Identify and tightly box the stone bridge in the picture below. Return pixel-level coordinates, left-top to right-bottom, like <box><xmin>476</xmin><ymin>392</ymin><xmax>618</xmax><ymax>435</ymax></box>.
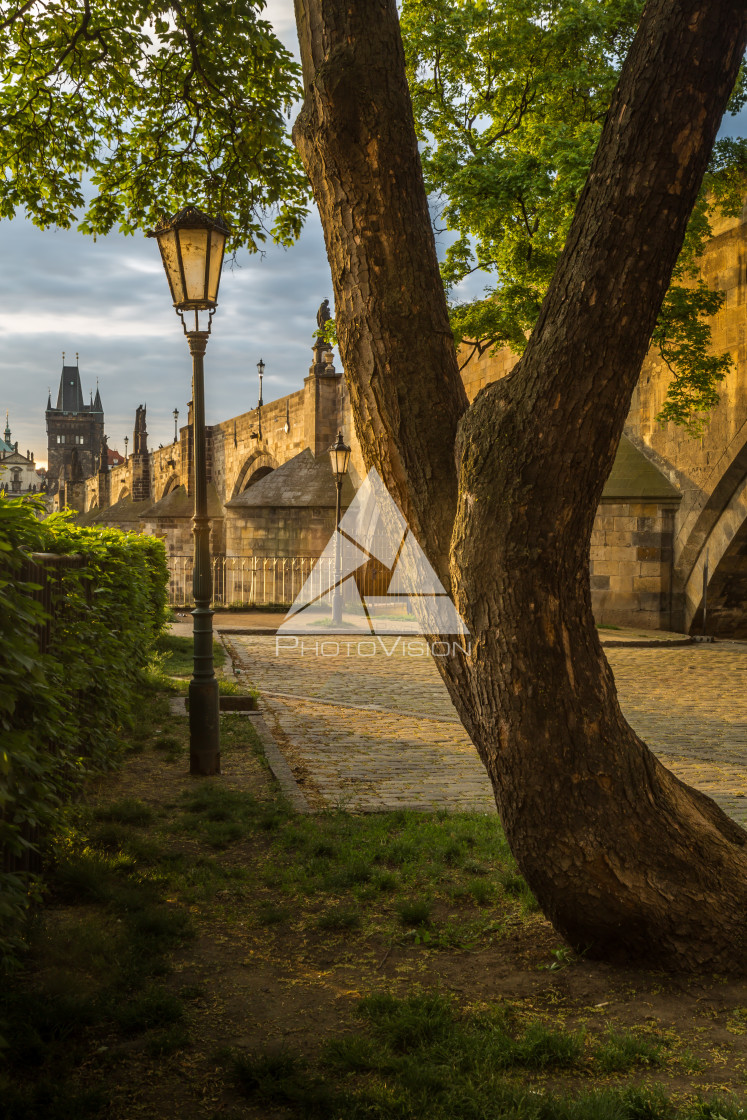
<box><xmin>626</xmin><ymin>204</ymin><xmax>747</xmax><ymax>634</ymax></box>
<box><xmin>459</xmin><ymin>202</ymin><xmax>747</xmax><ymax>636</ymax></box>
<box><xmin>69</xmin><ymin>331</ymin><xmax>365</xmax><ymax>583</ymax></box>
<box><xmin>64</xmin><ymin>202</ymin><xmax>747</xmax><ymax>632</ymax></box>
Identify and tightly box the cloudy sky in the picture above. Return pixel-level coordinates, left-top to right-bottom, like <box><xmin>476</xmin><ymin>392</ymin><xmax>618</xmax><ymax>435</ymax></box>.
<box><xmin>0</xmin><ymin>4</ymin><xmax>744</xmax><ymax>467</ymax></box>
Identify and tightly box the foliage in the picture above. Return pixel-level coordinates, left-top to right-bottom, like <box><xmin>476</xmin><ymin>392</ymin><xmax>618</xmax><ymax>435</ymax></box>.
<box><xmin>400</xmin><ymin>0</ymin><xmax>747</xmax><ymax>433</ymax></box>
<box><xmin>0</xmin><ymin>496</ymin><xmax>168</xmax><ymax>960</ymax></box>
<box><xmin>0</xmin><ymin>0</ymin><xmax>309</xmax><ymax>252</ymax></box>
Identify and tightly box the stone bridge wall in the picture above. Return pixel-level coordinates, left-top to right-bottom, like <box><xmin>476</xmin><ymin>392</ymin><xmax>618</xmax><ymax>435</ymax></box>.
<box><xmin>62</xmin><ymin>203</ymin><xmax>747</xmax><ymax>632</ymax></box>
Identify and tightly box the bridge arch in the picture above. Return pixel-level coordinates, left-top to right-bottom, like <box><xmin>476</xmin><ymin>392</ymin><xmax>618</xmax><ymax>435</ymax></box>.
<box><xmin>117</xmin><ymin>486</ymin><xmax>131</xmax><ymax>502</ymax></box>
<box><xmin>159</xmin><ymin>474</ymin><xmax>180</xmax><ymax>501</ymax></box>
<box><xmin>230</xmin><ymin>450</ymin><xmax>277</xmax><ymax>500</ymax></box>
<box><xmin>674</xmin><ymin>425</ymin><xmax>747</xmax><ymax>632</ymax></box>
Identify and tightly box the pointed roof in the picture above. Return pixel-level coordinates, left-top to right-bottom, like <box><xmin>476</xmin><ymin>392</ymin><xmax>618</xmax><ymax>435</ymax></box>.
<box><xmin>144</xmin><ymin>483</ymin><xmax>223</xmax><ymax>520</ymax></box>
<box><xmin>92</xmin><ymin>385</ymin><xmax>103</xmax><ymax>413</ymax></box>
<box><xmin>226</xmin><ymin>448</ymin><xmax>355</xmax><ymax>509</ymax></box>
<box><xmin>56</xmin><ymin>363</ymin><xmax>85</xmax><ymax>413</ymax></box>
<box><xmin>0</xmin><ymin>411</ymin><xmax>13</xmax><ymax>455</ymax></box>
<box><xmin>602</xmin><ymin>435</ymin><xmax>681</xmax><ymax>501</ymax></box>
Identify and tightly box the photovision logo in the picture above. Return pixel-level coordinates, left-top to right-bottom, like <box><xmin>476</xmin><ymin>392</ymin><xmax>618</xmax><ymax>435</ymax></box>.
<box><xmin>276</xmin><ymin>469</ymin><xmax>470</xmax><ymax>656</ymax></box>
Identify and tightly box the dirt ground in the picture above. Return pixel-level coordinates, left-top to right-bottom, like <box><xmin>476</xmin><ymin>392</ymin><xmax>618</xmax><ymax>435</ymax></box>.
<box><xmin>17</xmin><ymin>703</ymin><xmax>747</xmax><ymax>1120</ymax></box>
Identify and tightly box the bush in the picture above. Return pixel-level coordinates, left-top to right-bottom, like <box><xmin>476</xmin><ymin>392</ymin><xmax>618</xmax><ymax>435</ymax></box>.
<box><xmin>0</xmin><ymin>496</ymin><xmax>168</xmax><ymax>961</ymax></box>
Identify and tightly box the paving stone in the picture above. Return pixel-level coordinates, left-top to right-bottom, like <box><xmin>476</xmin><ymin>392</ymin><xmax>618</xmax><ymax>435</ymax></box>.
<box><xmin>224</xmin><ymin>634</ymin><xmax>747</xmax><ymax>821</ymax></box>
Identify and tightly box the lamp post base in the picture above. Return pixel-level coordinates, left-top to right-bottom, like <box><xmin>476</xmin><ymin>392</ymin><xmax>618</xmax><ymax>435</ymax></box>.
<box><xmin>189</xmin><ymin>676</ymin><xmax>221</xmax><ymax>775</ymax></box>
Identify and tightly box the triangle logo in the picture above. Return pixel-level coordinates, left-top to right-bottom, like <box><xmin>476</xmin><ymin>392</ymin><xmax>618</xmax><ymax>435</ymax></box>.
<box><xmin>277</xmin><ymin>468</ymin><xmax>469</xmax><ymax>637</ymax></box>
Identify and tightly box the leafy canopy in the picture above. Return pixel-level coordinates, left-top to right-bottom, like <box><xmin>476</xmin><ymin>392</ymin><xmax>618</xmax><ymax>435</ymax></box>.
<box><xmin>2</xmin><ymin>0</ymin><xmax>746</xmax><ymax>430</ymax></box>
<box><xmin>0</xmin><ymin>0</ymin><xmax>309</xmax><ymax>251</ymax></box>
<box><xmin>401</xmin><ymin>0</ymin><xmax>747</xmax><ymax>433</ymax></box>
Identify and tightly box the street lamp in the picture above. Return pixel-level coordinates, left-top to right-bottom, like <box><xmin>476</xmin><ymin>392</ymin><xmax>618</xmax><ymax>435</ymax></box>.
<box><xmin>329</xmin><ymin>431</ymin><xmax>351</xmax><ymax>625</ymax></box>
<box><xmin>173</xmin><ymin>407</ymin><xmax>179</xmax><ymax>443</ymax></box>
<box><xmin>256</xmin><ymin>359</ymin><xmax>264</xmax><ymax>439</ymax></box>
<box><xmin>124</xmin><ymin>435</ymin><xmax>129</xmax><ymax>461</ymax></box>
<box><xmin>148</xmin><ymin>204</ymin><xmax>229</xmax><ymax>776</ymax></box>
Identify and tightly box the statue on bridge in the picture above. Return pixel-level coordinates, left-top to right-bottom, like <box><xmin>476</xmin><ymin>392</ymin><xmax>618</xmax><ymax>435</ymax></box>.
<box><xmin>316</xmin><ymin>298</ymin><xmax>331</xmax><ymax>334</ymax></box>
<box><xmin>133</xmin><ymin>405</ymin><xmax>148</xmax><ymax>457</ymax></box>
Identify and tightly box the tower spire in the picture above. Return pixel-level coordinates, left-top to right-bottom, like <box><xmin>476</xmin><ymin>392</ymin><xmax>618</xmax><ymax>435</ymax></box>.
<box><xmin>4</xmin><ymin>410</ymin><xmax>10</xmax><ymax>445</ymax></box>
<box><xmin>56</xmin><ymin>355</ymin><xmax>85</xmax><ymax>412</ymax></box>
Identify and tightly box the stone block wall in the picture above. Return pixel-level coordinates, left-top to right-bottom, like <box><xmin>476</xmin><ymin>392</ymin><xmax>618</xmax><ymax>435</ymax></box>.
<box><xmin>460</xmin><ymin>345</ymin><xmax>520</xmax><ymax>402</ymax></box>
<box><xmin>225</xmin><ymin>505</ymin><xmax>336</xmax><ymax>559</ymax></box>
<box><xmin>590</xmin><ymin>500</ymin><xmax>679</xmax><ymax>630</ymax></box>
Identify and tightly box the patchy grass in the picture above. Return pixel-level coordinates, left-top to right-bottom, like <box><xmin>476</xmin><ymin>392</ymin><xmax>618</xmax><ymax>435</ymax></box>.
<box><xmin>3</xmin><ymin>681</ymin><xmax>747</xmax><ymax>1119</ymax></box>
<box><xmin>152</xmin><ymin>631</ymin><xmax>226</xmax><ymax>677</ymax></box>
<box><xmin>230</xmin><ymin>993</ymin><xmax>735</xmax><ymax>1120</ymax></box>
<box><xmin>595</xmin><ymin>1027</ymin><xmax>663</xmax><ymax>1073</ymax></box>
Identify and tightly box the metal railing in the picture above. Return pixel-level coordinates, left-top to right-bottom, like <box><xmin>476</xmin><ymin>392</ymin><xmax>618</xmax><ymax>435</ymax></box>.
<box><xmin>167</xmin><ymin>554</ymin><xmax>392</xmax><ymax>608</ymax></box>
<box><xmin>167</xmin><ymin>554</ymin><xmax>330</xmax><ymax>607</ymax></box>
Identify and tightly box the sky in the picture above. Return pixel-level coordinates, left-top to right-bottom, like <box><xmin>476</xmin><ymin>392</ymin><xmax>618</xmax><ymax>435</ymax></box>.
<box><xmin>0</xmin><ymin>3</ymin><xmax>744</xmax><ymax>468</ymax></box>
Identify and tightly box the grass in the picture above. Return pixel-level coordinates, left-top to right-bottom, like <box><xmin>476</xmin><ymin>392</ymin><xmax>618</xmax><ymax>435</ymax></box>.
<box><xmin>0</xmin><ymin>682</ymin><xmax>549</xmax><ymax>1116</ymax></box>
<box><xmin>1</xmin><ymin>674</ymin><xmax>741</xmax><ymax>1119</ymax></box>
<box><xmin>147</xmin><ymin>632</ymin><xmax>259</xmax><ymax>703</ymax></box>
<box><xmin>595</xmin><ymin>1028</ymin><xmax>663</xmax><ymax>1073</ymax></box>
<box><xmin>151</xmin><ymin>631</ymin><xmax>226</xmax><ymax>677</ymax></box>
<box><xmin>230</xmin><ymin>992</ymin><xmax>729</xmax><ymax>1120</ymax></box>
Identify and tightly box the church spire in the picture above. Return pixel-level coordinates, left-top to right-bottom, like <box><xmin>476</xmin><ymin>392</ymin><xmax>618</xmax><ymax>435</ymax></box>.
<box><xmin>4</xmin><ymin>410</ymin><xmax>10</xmax><ymax>445</ymax></box>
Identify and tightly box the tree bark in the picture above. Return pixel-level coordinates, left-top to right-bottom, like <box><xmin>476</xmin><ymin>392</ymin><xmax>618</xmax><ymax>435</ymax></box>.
<box><xmin>293</xmin><ymin>0</ymin><xmax>747</xmax><ymax>970</ymax></box>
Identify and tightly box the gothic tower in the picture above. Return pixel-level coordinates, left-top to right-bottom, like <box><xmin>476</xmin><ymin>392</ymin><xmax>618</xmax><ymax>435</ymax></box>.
<box><xmin>45</xmin><ymin>355</ymin><xmax>104</xmax><ymax>491</ymax></box>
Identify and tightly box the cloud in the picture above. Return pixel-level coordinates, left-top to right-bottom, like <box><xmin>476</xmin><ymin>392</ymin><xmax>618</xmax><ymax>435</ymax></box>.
<box><xmin>0</xmin><ymin>205</ymin><xmax>335</xmax><ymax>462</ymax></box>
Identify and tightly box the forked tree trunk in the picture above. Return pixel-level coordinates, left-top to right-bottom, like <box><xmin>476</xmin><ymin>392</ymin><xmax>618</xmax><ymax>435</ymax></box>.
<box><xmin>293</xmin><ymin>0</ymin><xmax>747</xmax><ymax>970</ymax></box>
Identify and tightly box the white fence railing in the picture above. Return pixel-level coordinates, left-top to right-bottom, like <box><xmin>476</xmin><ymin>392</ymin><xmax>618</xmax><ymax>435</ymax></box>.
<box><xmin>168</xmin><ymin>554</ymin><xmax>336</xmax><ymax>608</ymax></box>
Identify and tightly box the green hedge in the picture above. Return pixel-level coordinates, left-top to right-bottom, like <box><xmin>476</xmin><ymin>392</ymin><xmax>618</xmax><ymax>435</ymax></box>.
<box><xmin>0</xmin><ymin>497</ymin><xmax>168</xmax><ymax>959</ymax></box>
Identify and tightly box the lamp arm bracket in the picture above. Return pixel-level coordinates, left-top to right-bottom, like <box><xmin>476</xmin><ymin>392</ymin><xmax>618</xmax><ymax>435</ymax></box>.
<box><xmin>178</xmin><ymin>307</ymin><xmax>216</xmax><ymax>338</ymax></box>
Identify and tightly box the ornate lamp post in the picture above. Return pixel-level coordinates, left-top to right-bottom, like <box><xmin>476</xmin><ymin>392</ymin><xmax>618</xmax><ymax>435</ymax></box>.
<box><xmin>124</xmin><ymin>435</ymin><xmax>129</xmax><ymax>461</ymax></box>
<box><xmin>173</xmin><ymin>407</ymin><xmax>180</xmax><ymax>443</ymax></box>
<box><xmin>148</xmin><ymin>205</ymin><xmax>229</xmax><ymax>776</ymax></box>
<box><xmin>255</xmin><ymin>359</ymin><xmax>264</xmax><ymax>439</ymax></box>
<box><xmin>329</xmin><ymin>431</ymin><xmax>351</xmax><ymax>624</ymax></box>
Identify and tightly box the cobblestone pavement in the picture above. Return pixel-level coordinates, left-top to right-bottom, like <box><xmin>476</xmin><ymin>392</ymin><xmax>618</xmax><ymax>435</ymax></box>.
<box><xmin>223</xmin><ymin>634</ymin><xmax>747</xmax><ymax>823</ymax></box>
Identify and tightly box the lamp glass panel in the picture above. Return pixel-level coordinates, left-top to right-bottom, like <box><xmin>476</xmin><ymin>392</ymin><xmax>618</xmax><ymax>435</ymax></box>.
<box><xmin>330</xmin><ymin>445</ymin><xmax>350</xmax><ymax>477</ymax></box>
<box><xmin>208</xmin><ymin>230</ymin><xmax>226</xmax><ymax>303</ymax></box>
<box><xmin>178</xmin><ymin>227</ymin><xmax>209</xmax><ymax>303</ymax></box>
<box><xmin>157</xmin><ymin>228</ymin><xmax>185</xmax><ymax>305</ymax></box>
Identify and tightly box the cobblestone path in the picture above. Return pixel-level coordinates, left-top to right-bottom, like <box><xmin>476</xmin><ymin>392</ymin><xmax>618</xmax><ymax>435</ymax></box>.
<box><xmin>224</xmin><ymin>634</ymin><xmax>747</xmax><ymax>824</ymax></box>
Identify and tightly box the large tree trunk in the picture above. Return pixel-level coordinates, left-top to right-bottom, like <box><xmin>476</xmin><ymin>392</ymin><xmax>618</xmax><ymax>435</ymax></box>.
<box><xmin>293</xmin><ymin>0</ymin><xmax>747</xmax><ymax>970</ymax></box>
